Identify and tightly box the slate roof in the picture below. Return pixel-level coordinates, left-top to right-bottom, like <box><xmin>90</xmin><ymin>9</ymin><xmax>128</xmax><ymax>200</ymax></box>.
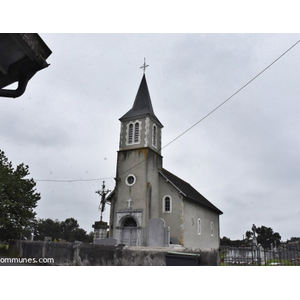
<box><xmin>159</xmin><ymin>168</ymin><xmax>223</xmax><ymax>215</ymax></box>
<box><xmin>119</xmin><ymin>74</ymin><xmax>163</xmax><ymax>127</ymax></box>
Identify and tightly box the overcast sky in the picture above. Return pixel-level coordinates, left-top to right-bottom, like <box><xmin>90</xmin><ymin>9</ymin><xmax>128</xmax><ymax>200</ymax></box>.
<box><xmin>1</xmin><ymin>33</ymin><xmax>300</xmax><ymax>241</ymax></box>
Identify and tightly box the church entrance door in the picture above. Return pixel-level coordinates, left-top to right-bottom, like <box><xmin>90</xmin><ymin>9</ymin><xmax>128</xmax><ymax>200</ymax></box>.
<box><xmin>121</xmin><ymin>217</ymin><xmax>137</xmax><ymax>246</ymax></box>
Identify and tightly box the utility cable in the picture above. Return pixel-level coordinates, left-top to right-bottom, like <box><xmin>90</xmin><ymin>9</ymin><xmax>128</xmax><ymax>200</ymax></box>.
<box><xmin>35</xmin><ymin>39</ymin><xmax>300</xmax><ymax>183</ymax></box>
<box><xmin>161</xmin><ymin>38</ymin><xmax>300</xmax><ymax>150</ymax></box>
<box><xmin>35</xmin><ymin>177</ymin><xmax>113</xmax><ymax>182</ymax></box>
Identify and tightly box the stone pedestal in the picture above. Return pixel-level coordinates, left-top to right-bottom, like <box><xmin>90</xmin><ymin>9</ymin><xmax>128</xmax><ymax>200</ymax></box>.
<box><xmin>93</xmin><ymin>221</ymin><xmax>108</xmax><ymax>243</ymax></box>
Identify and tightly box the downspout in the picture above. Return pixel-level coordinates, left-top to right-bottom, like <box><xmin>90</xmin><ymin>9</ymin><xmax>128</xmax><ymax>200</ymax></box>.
<box><xmin>0</xmin><ymin>72</ymin><xmax>34</xmax><ymax>98</ymax></box>
<box><xmin>147</xmin><ymin>183</ymin><xmax>152</xmax><ymax>220</ymax></box>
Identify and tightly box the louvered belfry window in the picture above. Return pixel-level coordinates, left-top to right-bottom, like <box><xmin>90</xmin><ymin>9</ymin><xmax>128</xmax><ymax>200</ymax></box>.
<box><xmin>134</xmin><ymin>122</ymin><xmax>139</xmax><ymax>143</ymax></box>
<box><xmin>128</xmin><ymin>123</ymin><xmax>133</xmax><ymax>144</ymax></box>
<box><xmin>128</xmin><ymin>121</ymin><xmax>140</xmax><ymax>145</ymax></box>
<box><xmin>152</xmin><ymin>124</ymin><xmax>157</xmax><ymax>147</ymax></box>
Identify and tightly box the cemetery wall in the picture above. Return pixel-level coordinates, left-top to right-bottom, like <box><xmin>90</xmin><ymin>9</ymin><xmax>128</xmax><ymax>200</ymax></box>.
<box><xmin>8</xmin><ymin>240</ymin><xmax>220</xmax><ymax>266</ymax></box>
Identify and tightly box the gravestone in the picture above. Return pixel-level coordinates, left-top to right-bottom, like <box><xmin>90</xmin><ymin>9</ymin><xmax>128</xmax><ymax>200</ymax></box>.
<box><xmin>145</xmin><ymin>218</ymin><xmax>170</xmax><ymax>247</ymax></box>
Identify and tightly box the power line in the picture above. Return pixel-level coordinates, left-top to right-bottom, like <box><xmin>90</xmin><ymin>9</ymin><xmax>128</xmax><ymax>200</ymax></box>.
<box><xmin>35</xmin><ymin>39</ymin><xmax>300</xmax><ymax>183</ymax></box>
<box><xmin>161</xmin><ymin>38</ymin><xmax>300</xmax><ymax>150</ymax></box>
<box><xmin>35</xmin><ymin>177</ymin><xmax>114</xmax><ymax>183</ymax></box>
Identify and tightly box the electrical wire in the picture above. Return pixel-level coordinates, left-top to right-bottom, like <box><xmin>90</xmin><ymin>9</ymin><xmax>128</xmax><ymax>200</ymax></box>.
<box><xmin>35</xmin><ymin>39</ymin><xmax>300</xmax><ymax>183</ymax></box>
<box><xmin>35</xmin><ymin>177</ymin><xmax>113</xmax><ymax>183</ymax></box>
<box><xmin>161</xmin><ymin>38</ymin><xmax>300</xmax><ymax>150</ymax></box>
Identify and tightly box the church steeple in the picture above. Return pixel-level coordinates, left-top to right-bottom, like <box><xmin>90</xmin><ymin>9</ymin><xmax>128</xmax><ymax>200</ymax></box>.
<box><xmin>119</xmin><ymin>74</ymin><xmax>163</xmax><ymax>127</ymax></box>
<box><xmin>118</xmin><ymin>74</ymin><xmax>163</xmax><ymax>154</ymax></box>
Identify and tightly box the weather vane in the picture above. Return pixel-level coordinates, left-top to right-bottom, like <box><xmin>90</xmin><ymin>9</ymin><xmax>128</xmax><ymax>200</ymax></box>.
<box><xmin>140</xmin><ymin>57</ymin><xmax>149</xmax><ymax>74</ymax></box>
<box><xmin>95</xmin><ymin>181</ymin><xmax>111</xmax><ymax>222</ymax></box>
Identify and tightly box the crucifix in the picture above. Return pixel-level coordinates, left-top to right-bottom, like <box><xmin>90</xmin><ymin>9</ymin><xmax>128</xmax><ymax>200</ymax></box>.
<box><xmin>127</xmin><ymin>198</ymin><xmax>132</xmax><ymax>210</ymax></box>
<box><xmin>95</xmin><ymin>181</ymin><xmax>111</xmax><ymax>221</ymax></box>
<box><xmin>140</xmin><ymin>57</ymin><xmax>149</xmax><ymax>74</ymax></box>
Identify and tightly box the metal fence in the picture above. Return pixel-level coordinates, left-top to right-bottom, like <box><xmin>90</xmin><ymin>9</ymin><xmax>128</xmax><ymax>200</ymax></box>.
<box><xmin>220</xmin><ymin>245</ymin><xmax>300</xmax><ymax>266</ymax></box>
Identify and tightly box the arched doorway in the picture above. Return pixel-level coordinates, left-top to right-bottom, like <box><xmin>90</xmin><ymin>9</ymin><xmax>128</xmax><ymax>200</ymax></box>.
<box><xmin>121</xmin><ymin>217</ymin><xmax>137</xmax><ymax>246</ymax></box>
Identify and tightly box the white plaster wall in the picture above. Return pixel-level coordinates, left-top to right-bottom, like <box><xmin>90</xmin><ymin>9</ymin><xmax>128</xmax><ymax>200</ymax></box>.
<box><xmin>158</xmin><ymin>176</ymin><xmax>184</xmax><ymax>245</ymax></box>
<box><xmin>183</xmin><ymin>199</ymin><xmax>220</xmax><ymax>249</ymax></box>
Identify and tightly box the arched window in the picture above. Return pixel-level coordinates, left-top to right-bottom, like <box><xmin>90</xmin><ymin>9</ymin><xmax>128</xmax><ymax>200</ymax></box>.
<box><xmin>163</xmin><ymin>196</ymin><xmax>172</xmax><ymax>213</ymax></box>
<box><xmin>210</xmin><ymin>222</ymin><xmax>214</xmax><ymax>236</ymax></box>
<box><xmin>152</xmin><ymin>124</ymin><xmax>157</xmax><ymax>147</ymax></box>
<box><xmin>128</xmin><ymin>123</ymin><xmax>133</xmax><ymax>144</ymax></box>
<box><xmin>197</xmin><ymin>218</ymin><xmax>201</xmax><ymax>235</ymax></box>
<box><xmin>134</xmin><ymin>122</ymin><xmax>140</xmax><ymax>143</ymax></box>
<box><xmin>127</xmin><ymin>121</ymin><xmax>141</xmax><ymax>145</ymax></box>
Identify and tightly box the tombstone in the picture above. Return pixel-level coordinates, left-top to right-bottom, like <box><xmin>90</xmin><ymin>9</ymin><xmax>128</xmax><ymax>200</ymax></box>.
<box><xmin>144</xmin><ymin>218</ymin><xmax>170</xmax><ymax>247</ymax></box>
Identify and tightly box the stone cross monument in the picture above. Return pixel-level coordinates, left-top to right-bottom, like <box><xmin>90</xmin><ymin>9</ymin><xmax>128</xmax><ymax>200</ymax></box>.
<box><xmin>93</xmin><ymin>181</ymin><xmax>110</xmax><ymax>243</ymax></box>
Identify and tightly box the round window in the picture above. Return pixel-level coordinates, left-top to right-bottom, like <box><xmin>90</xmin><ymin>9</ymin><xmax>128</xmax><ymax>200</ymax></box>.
<box><xmin>126</xmin><ymin>174</ymin><xmax>136</xmax><ymax>186</ymax></box>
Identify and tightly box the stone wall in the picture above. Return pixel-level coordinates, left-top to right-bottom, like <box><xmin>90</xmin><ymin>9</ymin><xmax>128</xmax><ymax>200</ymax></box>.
<box><xmin>8</xmin><ymin>240</ymin><xmax>220</xmax><ymax>266</ymax></box>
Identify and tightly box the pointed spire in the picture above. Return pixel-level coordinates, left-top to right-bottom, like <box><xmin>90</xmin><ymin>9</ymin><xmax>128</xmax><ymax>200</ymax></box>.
<box><xmin>119</xmin><ymin>74</ymin><xmax>163</xmax><ymax>127</ymax></box>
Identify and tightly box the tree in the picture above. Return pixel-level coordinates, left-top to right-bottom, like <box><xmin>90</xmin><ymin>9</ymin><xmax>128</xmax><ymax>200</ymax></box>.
<box><xmin>288</xmin><ymin>237</ymin><xmax>300</xmax><ymax>243</ymax></box>
<box><xmin>256</xmin><ymin>226</ymin><xmax>281</xmax><ymax>249</ymax></box>
<box><xmin>34</xmin><ymin>218</ymin><xmax>62</xmax><ymax>241</ymax></box>
<box><xmin>32</xmin><ymin>217</ymin><xmax>94</xmax><ymax>243</ymax></box>
<box><xmin>245</xmin><ymin>231</ymin><xmax>253</xmax><ymax>240</ymax></box>
<box><xmin>61</xmin><ymin>218</ymin><xmax>93</xmax><ymax>242</ymax></box>
<box><xmin>220</xmin><ymin>236</ymin><xmax>232</xmax><ymax>246</ymax></box>
<box><xmin>220</xmin><ymin>236</ymin><xmax>249</xmax><ymax>247</ymax></box>
<box><xmin>0</xmin><ymin>150</ymin><xmax>40</xmax><ymax>241</ymax></box>
<box><xmin>60</xmin><ymin>217</ymin><xmax>80</xmax><ymax>241</ymax></box>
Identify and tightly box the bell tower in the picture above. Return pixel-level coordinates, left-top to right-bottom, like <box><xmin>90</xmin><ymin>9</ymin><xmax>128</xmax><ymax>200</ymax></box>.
<box><xmin>118</xmin><ymin>73</ymin><xmax>163</xmax><ymax>154</ymax></box>
<box><xmin>109</xmin><ymin>66</ymin><xmax>164</xmax><ymax>246</ymax></box>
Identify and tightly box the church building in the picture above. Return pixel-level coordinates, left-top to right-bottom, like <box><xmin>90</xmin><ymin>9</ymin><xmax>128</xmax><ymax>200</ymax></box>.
<box><xmin>108</xmin><ymin>70</ymin><xmax>223</xmax><ymax>249</ymax></box>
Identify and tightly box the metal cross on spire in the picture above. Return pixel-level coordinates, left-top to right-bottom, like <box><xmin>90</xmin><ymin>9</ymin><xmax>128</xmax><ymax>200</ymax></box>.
<box><xmin>140</xmin><ymin>58</ymin><xmax>149</xmax><ymax>74</ymax></box>
<box><xmin>95</xmin><ymin>181</ymin><xmax>111</xmax><ymax>222</ymax></box>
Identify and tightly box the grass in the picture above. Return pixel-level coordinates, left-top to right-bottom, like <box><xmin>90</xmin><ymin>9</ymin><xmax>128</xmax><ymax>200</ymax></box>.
<box><xmin>266</xmin><ymin>258</ymin><xmax>300</xmax><ymax>266</ymax></box>
<box><xmin>0</xmin><ymin>242</ymin><xmax>9</xmax><ymax>256</ymax></box>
